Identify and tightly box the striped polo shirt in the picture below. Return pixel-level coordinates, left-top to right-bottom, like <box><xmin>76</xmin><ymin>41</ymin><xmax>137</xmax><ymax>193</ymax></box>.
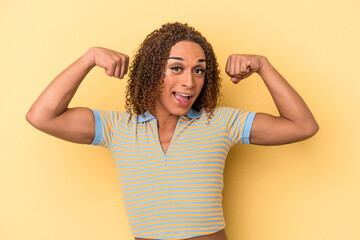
<box><xmin>90</xmin><ymin>106</ymin><xmax>256</xmax><ymax>239</ymax></box>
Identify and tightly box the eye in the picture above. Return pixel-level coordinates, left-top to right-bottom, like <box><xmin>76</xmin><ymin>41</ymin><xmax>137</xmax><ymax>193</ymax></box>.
<box><xmin>194</xmin><ymin>68</ymin><xmax>205</xmax><ymax>75</ymax></box>
<box><xmin>170</xmin><ymin>66</ymin><xmax>183</xmax><ymax>71</ymax></box>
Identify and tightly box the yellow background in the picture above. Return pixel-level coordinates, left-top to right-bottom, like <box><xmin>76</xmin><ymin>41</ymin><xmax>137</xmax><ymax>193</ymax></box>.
<box><xmin>1</xmin><ymin>0</ymin><xmax>359</xmax><ymax>239</ymax></box>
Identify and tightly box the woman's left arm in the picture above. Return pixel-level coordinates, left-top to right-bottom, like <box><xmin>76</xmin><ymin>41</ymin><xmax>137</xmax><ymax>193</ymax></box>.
<box><xmin>225</xmin><ymin>54</ymin><xmax>319</xmax><ymax>146</ymax></box>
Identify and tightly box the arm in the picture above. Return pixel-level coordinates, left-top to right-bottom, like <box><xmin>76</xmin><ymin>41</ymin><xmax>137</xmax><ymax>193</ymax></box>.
<box><xmin>225</xmin><ymin>54</ymin><xmax>319</xmax><ymax>146</ymax></box>
<box><xmin>26</xmin><ymin>47</ymin><xmax>129</xmax><ymax>144</ymax></box>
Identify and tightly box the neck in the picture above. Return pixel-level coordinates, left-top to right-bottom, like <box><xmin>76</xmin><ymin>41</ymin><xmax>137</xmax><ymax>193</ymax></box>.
<box><xmin>151</xmin><ymin>111</ymin><xmax>179</xmax><ymax>130</ymax></box>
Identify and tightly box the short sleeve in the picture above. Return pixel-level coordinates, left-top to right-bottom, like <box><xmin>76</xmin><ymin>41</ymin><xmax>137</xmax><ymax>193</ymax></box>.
<box><xmin>89</xmin><ymin>109</ymin><xmax>117</xmax><ymax>150</ymax></box>
<box><xmin>223</xmin><ymin>107</ymin><xmax>256</xmax><ymax>145</ymax></box>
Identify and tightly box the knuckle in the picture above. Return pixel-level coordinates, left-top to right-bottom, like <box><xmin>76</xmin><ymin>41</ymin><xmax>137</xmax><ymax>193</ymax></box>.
<box><xmin>119</xmin><ymin>55</ymin><xmax>127</xmax><ymax>63</ymax></box>
<box><xmin>110</xmin><ymin>63</ymin><xmax>116</xmax><ymax>69</ymax></box>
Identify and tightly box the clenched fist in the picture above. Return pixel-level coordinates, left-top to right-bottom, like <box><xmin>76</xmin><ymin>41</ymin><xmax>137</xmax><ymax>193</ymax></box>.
<box><xmin>225</xmin><ymin>54</ymin><xmax>267</xmax><ymax>83</ymax></box>
<box><xmin>88</xmin><ymin>47</ymin><xmax>129</xmax><ymax>79</ymax></box>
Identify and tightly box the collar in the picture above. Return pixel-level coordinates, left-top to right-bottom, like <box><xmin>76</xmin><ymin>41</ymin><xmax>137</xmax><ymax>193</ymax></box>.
<box><xmin>137</xmin><ymin>108</ymin><xmax>201</xmax><ymax>123</ymax></box>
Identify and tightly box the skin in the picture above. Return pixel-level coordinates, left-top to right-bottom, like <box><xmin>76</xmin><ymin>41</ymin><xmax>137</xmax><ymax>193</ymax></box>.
<box><xmin>26</xmin><ymin>47</ymin><xmax>128</xmax><ymax>144</ymax></box>
<box><xmin>225</xmin><ymin>54</ymin><xmax>319</xmax><ymax>145</ymax></box>
<box><xmin>153</xmin><ymin>41</ymin><xmax>206</xmax><ymax>153</ymax></box>
<box><xmin>26</xmin><ymin>40</ymin><xmax>318</xmax><ymax>240</ymax></box>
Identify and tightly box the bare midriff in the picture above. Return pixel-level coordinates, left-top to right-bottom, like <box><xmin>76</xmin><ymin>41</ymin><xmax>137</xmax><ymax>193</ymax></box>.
<box><xmin>134</xmin><ymin>229</ymin><xmax>227</xmax><ymax>240</ymax></box>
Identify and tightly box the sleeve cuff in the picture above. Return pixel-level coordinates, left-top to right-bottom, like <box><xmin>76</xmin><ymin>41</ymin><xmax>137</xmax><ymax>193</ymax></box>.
<box><xmin>89</xmin><ymin>109</ymin><xmax>103</xmax><ymax>146</ymax></box>
<box><xmin>241</xmin><ymin>112</ymin><xmax>256</xmax><ymax>144</ymax></box>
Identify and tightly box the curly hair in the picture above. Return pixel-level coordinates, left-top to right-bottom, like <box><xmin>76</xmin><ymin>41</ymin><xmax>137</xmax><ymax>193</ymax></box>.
<box><xmin>125</xmin><ymin>22</ymin><xmax>221</xmax><ymax>117</ymax></box>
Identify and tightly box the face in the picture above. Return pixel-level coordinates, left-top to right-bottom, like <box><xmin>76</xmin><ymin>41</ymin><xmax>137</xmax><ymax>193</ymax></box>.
<box><xmin>154</xmin><ymin>41</ymin><xmax>206</xmax><ymax>119</ymax></box>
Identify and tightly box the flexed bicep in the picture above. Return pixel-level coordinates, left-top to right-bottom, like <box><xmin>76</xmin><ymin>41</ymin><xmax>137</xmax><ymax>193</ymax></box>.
<box><xmin>27</xmin><ymin>107</ymin><xmax>95</xmax><ymax>144</ymax></box>
<box><xmin>26</xmin><ymin>47</ymin><xmax>129</xmax><ymax>144</ymax></box>
<box><xmin>249</xmin><ymin>112</ymin><xmax>318</xmax><ymax>145</ymax></box>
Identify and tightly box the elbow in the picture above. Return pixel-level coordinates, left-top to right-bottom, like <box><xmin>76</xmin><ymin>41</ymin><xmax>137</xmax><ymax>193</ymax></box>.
<box><xmin>26</xmin><ymin>109</ymin><xmax>35</xmax><ymax>126</ymax></box>
<box><xmin>26</xmin><ymin>109</ymin><xmax>46</xmax><ymax>130</ymax></box>
<box><xmin>313</xmin><ymin>122</ymin><xmax>320</xmax><ymax>135</ymax></box>
<box><xmin>26</xmin><ymin>109</ymin><xmax>38</xmax><ymax>128</ymax></box>
<box><xmin>302</xmin><ymin>121</ymin><xmax>320</xmax><ymax>139</ymax></box>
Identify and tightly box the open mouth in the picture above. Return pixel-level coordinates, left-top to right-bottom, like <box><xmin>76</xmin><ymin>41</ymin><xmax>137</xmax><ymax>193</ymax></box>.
<box><xmin>173</xmin><ymin>92</ymin><xmax>193</xmax><ymax>105</ymax></box>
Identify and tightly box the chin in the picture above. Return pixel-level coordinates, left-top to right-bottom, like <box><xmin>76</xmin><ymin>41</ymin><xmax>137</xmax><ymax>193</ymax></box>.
<box><xmin>171</xmin><ymin>107</ymin><xmax>191</xmax><ymax>117</ymax></box>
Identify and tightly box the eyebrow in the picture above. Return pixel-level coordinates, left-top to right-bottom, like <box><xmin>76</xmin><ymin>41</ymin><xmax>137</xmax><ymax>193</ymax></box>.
<box><xmin>168</xmin><ymin>57</ymin><xmax>206</xmax><ymax>63</ymax></box>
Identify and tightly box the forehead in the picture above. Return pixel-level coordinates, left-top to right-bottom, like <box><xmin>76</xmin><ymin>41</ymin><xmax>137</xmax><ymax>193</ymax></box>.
<box><xmin>168</xmin><ymin>41</ymin><xmax>205</xmax><ymax>59</ymax></box>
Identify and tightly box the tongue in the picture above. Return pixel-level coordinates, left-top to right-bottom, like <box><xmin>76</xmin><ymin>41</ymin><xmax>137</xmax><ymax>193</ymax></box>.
<box><xmin>174</xmin><ymin>93</ymin><xmax>188</xmax><ymax>102</ymax></box>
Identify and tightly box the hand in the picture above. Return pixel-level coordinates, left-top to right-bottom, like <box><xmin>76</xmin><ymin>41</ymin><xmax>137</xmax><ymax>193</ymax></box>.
<box><xmin>88</xmin><ymin>47</ymin><xmax>129</xmax><ymax>79</ymax></box>
<box><xmin>225</xmin><ymin>54</ymin><xmax>265</xmax><ymax>83</ymax></box>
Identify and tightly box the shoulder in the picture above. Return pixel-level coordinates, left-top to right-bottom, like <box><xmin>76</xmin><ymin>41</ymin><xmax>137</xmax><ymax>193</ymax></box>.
<box><xmin>206</xmin><ymin>106</ymin><xmax>256</xmax><ymax>124</ymax></box>
<box><xmin>91</xmin><ymin>109</ymin><xmax>135</xmax><ymax>123</ymax></box>
<box><xmin>205</xmin><ymin>106</ymin><xmax>241</xmax><ymax>118</ymax></box>
<box><xmin>194</xmin><ymin>106</ymin><xmax>236</xmax><ymax>124</ymax></box>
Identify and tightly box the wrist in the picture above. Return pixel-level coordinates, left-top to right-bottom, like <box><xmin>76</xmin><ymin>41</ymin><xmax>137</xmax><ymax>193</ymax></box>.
<box><xmin>257</xmin><ymin>56</ymin><xmax>270</xmax><ymax>77</ymax></box>
<box><xmin>80</xmin><ymin>47</ymin><xmax>97</xmax><ymax>70</ymax></box>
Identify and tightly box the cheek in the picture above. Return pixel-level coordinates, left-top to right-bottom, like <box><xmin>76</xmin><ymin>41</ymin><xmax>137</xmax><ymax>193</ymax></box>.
<box><xmin>161</xmin><ymin>77</ymin><xmax>172</xmax><ymax>91</ymax></box>
<box><xmin>162</xmin><ymin>73</ymin><xmax>177</xmax><ymax>87</ymax></box>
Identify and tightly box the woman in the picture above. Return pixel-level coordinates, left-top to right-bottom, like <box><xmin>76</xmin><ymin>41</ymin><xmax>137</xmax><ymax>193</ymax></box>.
<box><xmin>26</xmin><ymin>22</ymin><xmax>319</xmax><ymax>240</ymax></box>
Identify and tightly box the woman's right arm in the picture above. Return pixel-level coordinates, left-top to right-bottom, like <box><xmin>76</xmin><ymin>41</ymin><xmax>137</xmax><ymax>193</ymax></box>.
<box><xmin>26</xmin><ymin>47</ymin><xmax>129</xmax><ymax>144</ymax></box>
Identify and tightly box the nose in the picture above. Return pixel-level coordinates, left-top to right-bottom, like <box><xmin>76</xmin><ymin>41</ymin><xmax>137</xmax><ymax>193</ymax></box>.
<box><xmin>181</xmin><ymin>70</ymin><xmax>195</xmax><ymax>88</ymax></box>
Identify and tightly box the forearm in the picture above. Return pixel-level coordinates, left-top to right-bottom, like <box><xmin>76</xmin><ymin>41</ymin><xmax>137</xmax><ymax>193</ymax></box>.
<box><xmin>258</xmin><ymin>57</ymin><xmax>319</xmax><ymax>130</ymax></box>
<box><xmin>27</xmin><ymin>49</ymin><xmax>95</xmax><ymax>122</ymax></box>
